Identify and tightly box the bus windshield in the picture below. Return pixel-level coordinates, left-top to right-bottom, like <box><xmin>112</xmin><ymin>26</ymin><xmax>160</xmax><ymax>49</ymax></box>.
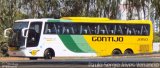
<box><xmin>13</xmin><ymin>22</ymin><xmax>28</xmax><ymax>29</ymax></box>
<box><xmin>8</xmin><ymin>22</ymin><xmax>28</xmax><ymax>47</ymax></box>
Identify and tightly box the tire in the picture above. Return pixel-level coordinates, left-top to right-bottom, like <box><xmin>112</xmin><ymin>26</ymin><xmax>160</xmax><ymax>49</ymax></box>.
<box><xmin>124</xmin><ymin>50</ymin><xmax>133</xmax><ymax>55</ymax></box>
<box><xmin>29</xmin><ymin>57</ymin><xmax>38</xmax><ymax>60</ymax></box>
<box><xmin>112</xmin><ymin>49</ymin><xmax>122</xmax><ymax>56</ymax></box>
<box><xmin>44</xmin><ymin>49</ymin><xmax>52</xmax><ymax>59</ymax></box>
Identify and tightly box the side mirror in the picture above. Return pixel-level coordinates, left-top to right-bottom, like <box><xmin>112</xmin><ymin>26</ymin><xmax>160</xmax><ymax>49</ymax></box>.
<box><xmin>22</xmin><ymin>28</ymin><xmax>28</xmax><ymax>37</ymax></box>
<box><xmin>4</xmin><ymin>28</ymin><xmax>13</xmax><ymax>38</ymax></box>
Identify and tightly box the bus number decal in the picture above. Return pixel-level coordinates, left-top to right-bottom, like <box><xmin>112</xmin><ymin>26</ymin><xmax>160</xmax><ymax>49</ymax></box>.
<box><xmin>137</xmin><ymin>38</ymin><xmax>148</xmax><ymax>41</ymax></box>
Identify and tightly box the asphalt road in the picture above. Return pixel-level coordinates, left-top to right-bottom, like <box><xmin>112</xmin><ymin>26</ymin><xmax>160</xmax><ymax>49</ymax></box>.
<box><xmin>1</xmin><ymin>57</ymin><xmax>160</xmax><ymax>68</ymax></box>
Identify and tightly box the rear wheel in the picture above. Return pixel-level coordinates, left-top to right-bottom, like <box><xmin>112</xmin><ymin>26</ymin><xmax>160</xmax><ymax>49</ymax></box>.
<box><xmin>44</xmin><ymin>49</ymin><xmax>52</xmax><ymax>59</ymax></box>
<box><xmin>112</xmin><ymin>49</ymin><xmax>122</xmax><ymax>56</ymax></box>
<box><xmin>124</xmin><ymin>49</ymin><xmax>133</xmax><ymax>55</ymax></box>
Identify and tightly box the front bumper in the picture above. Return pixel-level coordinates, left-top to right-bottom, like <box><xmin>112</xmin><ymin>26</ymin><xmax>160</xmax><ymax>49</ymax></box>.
<box><xmin>8</xmin><ymin>48</ymin><xmax>43</xmax><ymax>57</ymax></box>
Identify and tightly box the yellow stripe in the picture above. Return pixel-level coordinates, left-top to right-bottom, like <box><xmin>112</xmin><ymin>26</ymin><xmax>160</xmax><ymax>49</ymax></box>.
<box><xmin>61</xmin><ymin>17</ymin><xmax>110</xmax><ymax>20</ymax></box>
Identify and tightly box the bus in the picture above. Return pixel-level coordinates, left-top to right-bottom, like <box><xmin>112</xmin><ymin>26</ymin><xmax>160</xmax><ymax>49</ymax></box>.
<box><xmin>4</xmin><ymin>17</ymin><xmax>153</xmax><ymax>60</ymax></box>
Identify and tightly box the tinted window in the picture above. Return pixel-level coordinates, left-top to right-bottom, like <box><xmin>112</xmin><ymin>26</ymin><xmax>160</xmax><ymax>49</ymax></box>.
<box><xmin>44</xmin><ymin>22</ymin><xmax>150</xmax><ymax>36</ymax></box>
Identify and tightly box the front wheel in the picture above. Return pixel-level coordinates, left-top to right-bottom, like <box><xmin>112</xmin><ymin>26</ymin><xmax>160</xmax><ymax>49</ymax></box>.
<box><xmin>44</xmin><ymin>49</ymin><xmax>52</xmax><ymax>59</ymax></box>
<box><xmin>29</xmin><ymin>57</ymin><xmax>38</xmax><ymax>60</ymax></box>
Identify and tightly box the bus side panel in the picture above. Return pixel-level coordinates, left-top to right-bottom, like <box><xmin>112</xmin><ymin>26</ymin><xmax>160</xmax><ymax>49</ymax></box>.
<box><xmin>36</xmin><ymin>35</ymin><xmax>97</xmax><ymax>57</ymax></box>
<box><xmin>83</xmin><ymin>35</ymin><xmax>152</xmax><ymax>56</ymax></box>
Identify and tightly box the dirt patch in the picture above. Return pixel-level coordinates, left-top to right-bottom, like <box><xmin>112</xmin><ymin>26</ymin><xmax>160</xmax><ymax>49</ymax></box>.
<box><xmin>0</xmin><ymin>57</ymin><xmax>29</xmax><ymax>61</ymax></box>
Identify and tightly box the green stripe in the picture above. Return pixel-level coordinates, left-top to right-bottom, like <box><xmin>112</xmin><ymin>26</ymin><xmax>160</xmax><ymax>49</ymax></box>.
<box><xmin>48</xmin><ymin>19</ymin><xmax>71</xmax><ymax>22</ymax></box>
<box><xmin>59</xmin><ymin>35</ymin><xmax>84</xmax><ymax>52</ymax></box>
<box><xmin>48</xmin><ymin>19</ymin><xmax>93</xmax><ymax>53</ymax></box>
<box><xmin>71</xmin><ymin>35</ymin><xmax>94</xmax><ymax>53</ymax></box>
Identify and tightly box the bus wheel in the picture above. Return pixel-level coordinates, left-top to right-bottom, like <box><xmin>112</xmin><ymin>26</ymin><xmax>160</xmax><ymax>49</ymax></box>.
<box><xmin>124</xmin><ymin>49</ymin><xmax>133</xmax><ymax>55</ymax></box>
<box><xmin>112</xmin><ymin>49</ymin><xmax>122</xmax><ymax>56</ymax></box>
<box><xmin>44</xmin><ymin>49</ymin><xmax>52</xmax><ymax>59</ymax></box>
<box><xmin>29</xmin><ymin>57</ymin><xmax>38</xmax><ymax>60</ymax></box>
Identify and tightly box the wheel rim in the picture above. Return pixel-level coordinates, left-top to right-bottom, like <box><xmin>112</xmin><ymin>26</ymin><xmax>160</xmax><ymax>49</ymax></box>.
<box><xmin>45</xmin><ymin>50</ymin><xmax>52</xmax><ymax>59</ymax></box>
<box><xmin>47</xmin><ymin>52</ymin><xmax>52</xmax><ymax>59</ymax></box>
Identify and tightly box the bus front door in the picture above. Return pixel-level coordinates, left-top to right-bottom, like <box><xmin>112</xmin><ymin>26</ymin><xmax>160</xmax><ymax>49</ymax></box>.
<box><xmin>26</xmin><ymin>22</ymin><xmax>42</xmax><ymax>47</ymax></box>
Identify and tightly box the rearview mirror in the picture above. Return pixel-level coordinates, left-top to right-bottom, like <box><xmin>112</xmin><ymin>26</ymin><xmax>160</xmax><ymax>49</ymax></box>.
<box><xmin>22</xmin><ymin>28</ymin><xmax>28</xmax><ymax>37</ymax></box>
<box><xmin>4</xmin><ymin>28</ymin><xmax>13</xmax><ymax>38</ymax></box>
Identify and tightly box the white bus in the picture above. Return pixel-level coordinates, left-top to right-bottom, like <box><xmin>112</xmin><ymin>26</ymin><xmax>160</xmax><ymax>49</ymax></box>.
<box><xmin>4</xmin><ymin>17</ymin><xmax>153</xmax><ymax>60</ymax></box>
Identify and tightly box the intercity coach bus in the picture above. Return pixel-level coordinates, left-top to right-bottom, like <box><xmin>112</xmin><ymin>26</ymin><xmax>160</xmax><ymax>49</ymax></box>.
<box><xmin>4</xmin><ymin>17</ymin><xmax>153</xmax><ymax>60</ymax></box>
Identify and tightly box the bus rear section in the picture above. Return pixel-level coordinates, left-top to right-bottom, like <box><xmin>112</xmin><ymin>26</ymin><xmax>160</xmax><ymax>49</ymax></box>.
<box><xmin>68</xmin><ymin>19</ymin><xmax>153</xmax><ymax>56</ymax></box>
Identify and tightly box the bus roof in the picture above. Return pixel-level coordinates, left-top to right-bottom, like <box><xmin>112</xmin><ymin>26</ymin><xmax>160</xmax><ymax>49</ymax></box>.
<box><xmin>15</xmin><ymin>18</ymin><xmax>54</xmax><ymax>22</ymax></box>
<box><xmin>69</xmin><ymin>19</ymin><xmax>152</xmax><ymax>24</ymax></box>
<box><xmin>61</xmin><ymin>17</ymin><xmax>110</xmax><ymax>20</ymax></box>
<box><xmin>61</xmin><ymin>17</ymin><xmax>152</xmax><ymax>24</ymax></box>
<box><xmin>15</xmin><ymin>18</ymin><xmax>72</xmax><ymax>23</ymax></box>
<box><xmin>14</xmin><ymin>18</ymin><xmax>152</xmax><ymax>24</ymax></box>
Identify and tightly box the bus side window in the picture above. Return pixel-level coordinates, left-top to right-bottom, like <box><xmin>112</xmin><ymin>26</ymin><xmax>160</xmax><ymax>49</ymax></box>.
<box><xmin>140</xmin><ymin>25</ymin><xmax>144</xmax><ymax>35</ymax></box>
<box><xmin>146</xmin><ymin>26</ymin><xmax>149</xmax><ymax>35</ymax></box>
<box><xmin>141</xmin><ymin>25</ymin><xmax>149</xmax><ymax>35</ymax></box>
<box><xmin>81</xmin><ymin>25</ymin><xmax>89</xmax><ymax>34</ymax></box>
<box><xmin>66</xmin><ymin>28</ymin><xmax>70</xmax><ymax>34</ymax></box>
<box><xmin>71</xmin><ymin>23</ymin><xmax>78</xmax><ymax>34</ymax></box>
<box><xmin>80</xmin><ymin>25</ymin><xmax>83</xmax><ymax>34</ymax></box>
<box><xmin>137</xmin><ymin>30</ymin><xmax>141</xmax><ymax>35</ymax></box>
<box><xmin>61</xmin><ymin>23</ymin><xmax>75</xmax><ymax>34</ymax></box>
<box><xmin>116</xmin><ymin>25</ymin><xmax>123</xmax><ymax>35</ymax></box>
<box><xmin>44</xmin><ymin>24</ymin><xmax>49</xmax><ymax>34</ymax></box>
<box><xmin>51</xmin><ymin>24</ymin><xmax>57</xmax><ymax>34</ymax></box>
<box><xmin>70</xmin><ymin>27</ymin><xmax>75</xmax><ymax>34</ymax></box>
<box><xmin>107</xmin><ymin>25</ymin><xmax>112</xmax><ymax>35</ymax></box>
<box><xmin>87</xmin><ymin>25</ymin><xmax>91</xmax><ymax>34</ymax></box>
<box><xmin>47</xmin><ymin>29</ymin><xmax>51</xmax><ymax>34</ymax></box>
<box><xmin>104</xmin><ymin>25</ymin><xmax>109</xmax><ymax>34</ymax></box>
<box><xmin>57</xmin><ymin>25</ymin><xmax>62</xmax><ymax>34</ymax></box>
<box><xmin>48</xmin><ymin>24</ymin><xmax>56</xmax><ymax>34</ymax></box>
<box><xmin>62</xmin><ymin>26</ymin><xmax>67</xmax><ymax>34</ymax></box>
<box><xmin>90</xmin><ymin>24</ymin><xmax>97</xmax><ymax>34</ymax></box>
<box><xmin>132</xmin><ymin>28</ymin><xmax>136</xmax><ymax>35</ymax></box>
<box><xmin>127</xmin><ymin>28</ymin><xmax>132</xmax><ymax>35</ymax></box>
<box><xmin>83</xmin><ymin>29</ymin><xmax>88</xmax><ymax>34</ymax></box>
<box><xmin>122</xmin><ymin>26</ymin><xmax>127</xmax><ymax>35</ymax></box>
<box><xmin>109</xmin><ymin>25</ymin><xmax>116</xmax><ymax>35</ymax></box>
<box><xmin>99</xmin><ymin>25</ymin><xmax>106</xmax><ymax>34</ymax></box>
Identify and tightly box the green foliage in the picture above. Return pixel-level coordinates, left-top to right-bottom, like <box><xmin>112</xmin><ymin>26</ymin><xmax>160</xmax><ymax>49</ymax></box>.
<box><xmin>154</xmin><ymin>32</ymin><xmax>160</xmax><ymax>42</ymax></box>
<box><xmin>0</xmin><ymin>0</ymin><xmax>159</xmax><ymax>41</ymax></box>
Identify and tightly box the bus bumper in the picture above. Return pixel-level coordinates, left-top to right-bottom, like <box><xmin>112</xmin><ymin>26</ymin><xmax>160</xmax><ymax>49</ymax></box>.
<box><xmin>8</xmin><ymin>50</ymin><xmax>26</xmax><ymax>57</ymax></box>
<box><xmin>8</xmin><ymin>48</ymin><xmax>43</xmax><ymax>57</ymax></box>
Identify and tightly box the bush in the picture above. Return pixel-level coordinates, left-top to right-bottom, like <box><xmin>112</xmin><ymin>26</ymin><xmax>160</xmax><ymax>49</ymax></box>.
<box><xmin>154</xmin><ymin>32</ymin><xmax>160</xmax><ymax>42</ymax></box>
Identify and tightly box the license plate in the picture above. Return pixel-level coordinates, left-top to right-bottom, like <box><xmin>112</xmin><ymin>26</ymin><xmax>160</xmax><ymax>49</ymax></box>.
<box><xmin>9</xmin><ymin>47</ymin><xmax>18</xmax><ymax>51</ymax></box>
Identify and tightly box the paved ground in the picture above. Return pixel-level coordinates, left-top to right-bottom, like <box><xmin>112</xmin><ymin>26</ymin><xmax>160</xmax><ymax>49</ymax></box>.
<box><xmin>1</xmin><ymin>52</ymin><xmax>160</xmax><ymax>61</ymax></box>
<box><xmin>1</xmin><ymin>53</ymin><xmax>160</xmax><ymax>68</ymax></box>
<box><xmin>1</xmin><ymin>57</ymin><xmax>160</xmax><ymax>68</ymax></box>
